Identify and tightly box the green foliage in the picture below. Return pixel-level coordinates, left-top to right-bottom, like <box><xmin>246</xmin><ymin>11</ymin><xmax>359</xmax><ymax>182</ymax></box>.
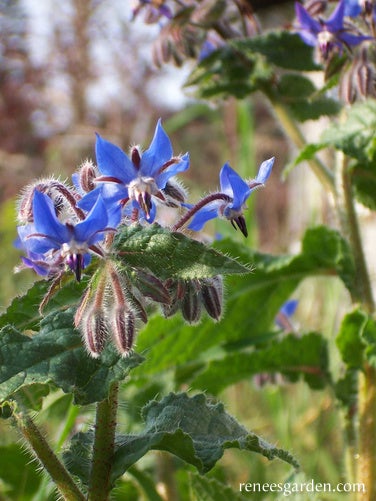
<box><xmin>191</xmin><ymin>332</ymin><xmax>329</xmax><ymax>394</ymax></box>
<box><xmin>129</xmin><ymin>226</ymin><xmax>354</xmax><ymax>388</ymax></box>
<box><xmin>0</xmin><ymin>443</ymin><xmax>43</xmax><ymax>499</ymax></box>
<box><xmin>232</xmin><ymin>32</ymin><xmax>320</xmax><ymax>71</ymax></box>
<box><xmin>289</xmin><ymin>100</ymin><xmax>376</xmax><ymax>209</ymax></box>
<box><xmin>336</xmin><ymin>309</ymin><xmax>368</xmax><ymax>369</ymax></box>
<box><xmin>0</xmin><ymin>309</ymin><xmax>143</xmax><ymax>406</ymax></box>
<box><xmin>189</xmin><ymin>473</ymin><xmax>248</xmax><ymax>501</ymax></box>
<box><xmin>114</xmin><ymin>223</ymin><xmax>250</xmax><ymax>279</ymax></box>
<box><xmin>63</xmin><ymin>392</ymin><xmax>298</xmax><ymax>486</ymax></box>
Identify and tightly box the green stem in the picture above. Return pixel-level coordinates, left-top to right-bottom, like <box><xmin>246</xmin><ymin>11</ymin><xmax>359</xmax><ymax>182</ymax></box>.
<box><xmin>88</xmin><ymin>382</ymin><xmax>119</xmax><ymax>501</ymax></box>
<box><xmin>335</xmin><ymin>150</ymin><xmax>376</xmax><ymax>500</ymax></box>
<box><xmin>267</xmin><ymin>96</ymin><xmax>335</xmax><ymax>194</ymax></box>
<box><xmin>335</xmin><ymin>150</ymin><xmax>374</xmax><ymax>311</ymax></box>
<box><xmin>15</xmin><ymin>411</ymin><xmax>85</xmax><ymax>501</ymax></box>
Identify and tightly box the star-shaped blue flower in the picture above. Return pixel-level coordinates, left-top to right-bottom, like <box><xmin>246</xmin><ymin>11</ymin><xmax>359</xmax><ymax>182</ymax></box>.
<box><xmin>295</xmin><ymin>0</ymin><xmax>372</xmax><ymax>59</ymax></box>
<box><xmin>187</xmin><ymin>157</ymin><xmax>274</xmax><ymax>236</ymax></box>
<box><xmin>78</xmin><ymin>119</ymin><xmax>189</xmax><ymax>222</ymax></box>
<box><xmin>19</xmin><ymin>190</ymin><xmax>121</xmax><ymax>280</ymax></box>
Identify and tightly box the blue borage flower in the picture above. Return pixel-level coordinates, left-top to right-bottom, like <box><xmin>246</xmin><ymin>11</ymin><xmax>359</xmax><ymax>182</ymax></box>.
<box><xmin>18</xmin><ymin>190</ymin><xmax>121</xmax><ymax>280</ymax></box>
<box><xmin>179</xmin><ymin>157</ymin><xmax>274</xmax><ymax>237</ymax></box>
<box><xmin>344</xmin><ymin>0</ymin><xmax>376</xmax><ymax>18</ymax></box>
<box><xmin>295</xmin><ymin>0</ymin><xmax>373</xmax><ymax>59</ymax></box>
<box><xmin>78</xmin><ymin>119</ymin><xmax>189</xmax><ymax>223</ymax></box>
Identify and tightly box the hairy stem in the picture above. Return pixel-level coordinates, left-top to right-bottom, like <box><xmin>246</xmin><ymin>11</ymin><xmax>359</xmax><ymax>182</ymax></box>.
<box><xmin>173</xmin><ymin>192</ymin><xmax>231</xmax><ymax>231</ymax></box>
<box><xmin>15</xmin><ymin>411</ymin><xmax>85</xmax><ymax>501</ymax></box>
<box><xmin>335</xmin><ymin>150</ymin><xmax>376</xmax><ymax>500</ymax></box>
<box><xmin>88</xmin><ymin>382</ymin><xmax>119</xmax><ymax>501</ymax></box>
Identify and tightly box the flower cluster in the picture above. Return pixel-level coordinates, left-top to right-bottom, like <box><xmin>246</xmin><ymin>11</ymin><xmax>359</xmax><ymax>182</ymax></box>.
<box><xmin>16</xmin><ymin>120</ymin><xmax>273</xmax><ymax>357</ymax></box>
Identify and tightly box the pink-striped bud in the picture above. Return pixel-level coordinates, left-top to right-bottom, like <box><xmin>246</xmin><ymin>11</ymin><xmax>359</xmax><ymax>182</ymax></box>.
<box><xmin>111</xmin><ymin>308</ymin><xmax>136</xmax><ymax>355</ymax></box>
<box><xmin>201</xmin><ymin>276</ymin><xmax>223</xmax><ymax>321</ymax></box>
<box><xmin>82</xmin><ymin>309</ymin><xmax>108</xmax><ymax>358</ymax></box>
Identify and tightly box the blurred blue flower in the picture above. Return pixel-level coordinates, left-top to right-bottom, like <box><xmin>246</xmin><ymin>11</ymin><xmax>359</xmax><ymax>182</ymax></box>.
<box><xmin>295</xmin><ymin>0</ymin><xmax>372</xmax><ymax>59</ymax></box>
<box><xmin>78</xmin><ymin>120</ymin><xmax>189</xmax><ymax>222</ymax></box>
<box><xmin>18</xmin><ymin>190</ymin><xmax>120</xmax><ymax>280</ymax></box>
<box><xmin>275</xmin><ymin>299</ymin><xmax>299</xmax><ymax>331</ymax></box>
<box><xmin>188</xmin><ymin>157</ymin><xmax>274</xmax><ymax>236</ymax></box>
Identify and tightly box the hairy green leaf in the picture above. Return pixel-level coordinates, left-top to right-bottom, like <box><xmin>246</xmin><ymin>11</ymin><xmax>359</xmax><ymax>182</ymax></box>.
<box><xmin>191</xmin><ymin>333</ymin><xmax>329</xmax><ymax>394</ymax></box>
<box><xmin>64</xmin><ymin>392</ymin><xmax>298</xmax><ymax>486</ymax></box>
<box><xmin>0</xmin><ymin>308</ymin><xmax>143</xmax><ymax>405</ymax></box>
<box><xmin>0</xmin><ymin>443</ymin><xmax>42</xmax><ymax>498</ymax></box>
<box><xmin>114</xmin><ymin>223</ymin><xmax>250</xmax><ymax>279</ymax></box>
<box><xmin>232</xmin><ymin>32</ymin><xmax>320</xmax><ymax>71</ymax></box>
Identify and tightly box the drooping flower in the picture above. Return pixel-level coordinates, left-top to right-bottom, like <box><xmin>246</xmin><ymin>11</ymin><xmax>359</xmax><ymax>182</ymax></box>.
<box><xmin>185</xmin><ymin>157</ymin><xmax>274</xmax><ymax>237</ymax></box>
<box><xmin>295</xmin><ymin>0</ymin><xmax>372</xmax><ymax>59</ymax></box>
<box><xmin>18</xmin><ymin>190</ymin><xmax>121</xmax><ymax>280</ymax></box>
<box><xmin>78</xmin><ymin>120</ymin><xmax>189</xmax><ymax>223</ymax></box>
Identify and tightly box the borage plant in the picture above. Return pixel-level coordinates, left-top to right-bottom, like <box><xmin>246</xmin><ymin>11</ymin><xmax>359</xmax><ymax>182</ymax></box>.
<box><xmin>0</xmin><ymin>120</ymin><xmax>298</xmax><ymax>500</ymax></box>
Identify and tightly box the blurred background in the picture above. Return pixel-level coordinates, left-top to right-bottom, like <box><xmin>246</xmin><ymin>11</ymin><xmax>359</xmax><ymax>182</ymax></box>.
<box><xmin>0</xmin><ymin>0</ymin><xmax>363</xmax><ymax>499</ymax></box>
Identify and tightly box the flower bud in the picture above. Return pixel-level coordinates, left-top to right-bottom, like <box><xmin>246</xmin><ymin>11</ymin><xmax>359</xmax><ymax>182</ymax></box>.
<box><xmin>77</xmin><ymin>159</ymin><xmax>97</xmax><ymax>192</ymax></box>
<box><xmin>134</xmin><ymin>268</ymin><xmax>171</xmax><ymax>304</ymax></box>
<box><xmin>111</xmin><ymin>308</ymin><xmax>136</xmax><ymax>355</ymax></box>
<box><xmin>181</xmin><ymin>280</ymin><xmax>202</xmax><ymax>324</ymax></box>
<box><xmin>82</xmin><ymin>309</ymin><xmax>108</xmax><ymax>358</ymax></box>
<box><xmin>201</xmin><ymin>275</ymin><xmax>223</xmax><ymax>321</ymax></box>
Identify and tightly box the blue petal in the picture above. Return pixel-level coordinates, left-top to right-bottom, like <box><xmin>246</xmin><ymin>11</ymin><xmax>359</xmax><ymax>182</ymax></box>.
<box><xmin>344</xmin><ymin>0</ymin><xmax>362</xmax><ymax>17</ymax></box>
<box><xmin>156</xmin><ymin>153</ymin><xmax>190</xmax><ymax>189</ymax></box>
<box><xmin>220</xmin><ymin>163</ymin><xmax>250</xmax><ymax>211</ymax></box>
<box><xmin>280</xmin><ymin>299</ymin><xmax>299</xmax><ymax>317</ymax></box>
<box><xmin>255</xmin><ymin>157</ymin><xmax>274</xmax><ymax>184</ymax></box>
<box><xmin>295</xmin><ymin>2</ymin><xmax>321</xmax><ymax>34</ymax></box>
<box><xmin>95</xmin><ymin>133</ymin><xmax>136</xmax><ymax>183</ymax></box>
<box><xmin>33</xmin><ymin>191</ymin><xmax>70</xmax><ymax>243</ymax></box>
<box><xmin>326</xmin><ymin>0</ymin><xmax>345</xmax><ymax>32</ymax></box>
<box><xmin>75</xmin><ymin>195</ymin><xmax>112</xmax><ymax>245</ymax></box>
<box><xmin>78</xmin><ymin>183</ymin><xmax>127</xmax><ymax>211</ymax></box>
<box><xmin>140</xmin><ymin>119</ymin><xmax>173</xmax><ymax>177</ymax></box>
<box><xmin>339</xmin><ymin>32</ymin><xmax>373</xmax><ymax>46</ymax></box>
<box><xmin>188</xmin><ymin>202</ymin><xmax>221</xmax><ymax>231</ymax></box>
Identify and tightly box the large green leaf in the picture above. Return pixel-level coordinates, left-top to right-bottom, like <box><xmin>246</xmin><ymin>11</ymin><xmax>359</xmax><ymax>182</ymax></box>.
<box><xmin>0</xmin><ymin>308</ymin><xmax>143</xmax><ymax>405</ymax></box>
<box><xmin>129</xmin><ymin>226</ymin><xmax>354</xmax><ymax>382</ymax></box>
<box><xmin>63</xmin><ymin>392</ymin><xmax>298</xmax><ymax>486</ymax></box>
<box><xmin>232</xmin><ymin>32</ymin><xmax>320</xmax><ymax>71</ymax></box>
<box><xmin>191</xmin><ymin>332</ymin><xmax>329</xmax><ymax>394</ymax></box>
<box><xmin>113</xmin><ymin>224</ymin><xmax>250</xmax><ymax>279</ymax></box>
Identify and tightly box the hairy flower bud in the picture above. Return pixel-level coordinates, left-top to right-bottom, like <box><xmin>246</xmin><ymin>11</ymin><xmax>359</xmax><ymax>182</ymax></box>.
<box><xmin>77</xmin><ymin>159</ymin><xmax>97</xmax><ymax>192</ymax></box>
<box><xmin>182</xmin><ymin>280</ymin><xmax>202</xmax><ymax>324</ymax></box>
<box><xmin>201</xmin><ymin>275</ymin><xmax>223</xmax><ymax>321</ymax></box>
<box><xmin>82</xmin><ymin>308</ymin><xmax>108</xmax><ymax>358</ymax></box>
<box><xmin>111</xmin><ymin>308</ymin><xmax>136</xmax><ymax>355</ymax></box>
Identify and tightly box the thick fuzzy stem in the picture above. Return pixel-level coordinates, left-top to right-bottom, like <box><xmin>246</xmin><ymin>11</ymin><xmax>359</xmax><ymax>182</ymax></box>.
<box><xmin>88</xmin><ymin>382</ymin><xmax>119</xmax><ymax>501</ymax></box>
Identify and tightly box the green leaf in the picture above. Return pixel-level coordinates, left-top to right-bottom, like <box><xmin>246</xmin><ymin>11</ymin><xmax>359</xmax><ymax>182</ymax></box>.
<box><xmin>0</xmin><ymin>443</ymin><xmax>42</xmax><ymax>498</ymax></box>
<box><xmin>12</xmin><ymin>383</ymin><xmax>50</xmax><ymax>411</ymax></box>
<box><xmin>334</xmin><ymin>370</ymin><xmax>358</xmax><ymax>407</ymax></box>
<box><xmin>0</xmin><ymin>308</ymin><xmax>143</xmax><ymax>405</ymax></box>
<box><xmin>0</xmin><ymin>274</ymin><xmax>89</xmax><ymax>332</ymax></box>
<box><xmin>189</xmin><ymin>473</ymin><xmax>248</xmax><ymax>501</ymax></box>
<box><xmin>232</xmin><ymin>32</ymin><xmax>321</xmax><ymax>71</ymax></box>
<box><xmin>336</xmin><ymin>309</ymin><xmax>367</xmax><ymax>369</ymax></box>
<box><xmin>322</xmin><ymin>100</ymin><xmax>376</xmax><ymax>163</ymax></box>
<box><xmin>284</xmin><ymin>142</ymin><xmax>327</xmax><ymax>178</ymax></box>
<box><xmin>113</xmin><ymin>223</ymin><xmax>250</xmax><ymax>279</ymax></box>
<box><xmin>129</xmin><ymin>226</ymin><xmax>354</xmax><ymax>382</ymax></box>
<box><xmin>191</xmin><ymin>333</ymin><xmax>329</xmax><ymax>394</ymax></box>
<box><xmin>65</xmin><ymin>393</ymin><xmax>298</xmax><ymax>485</ymax></box>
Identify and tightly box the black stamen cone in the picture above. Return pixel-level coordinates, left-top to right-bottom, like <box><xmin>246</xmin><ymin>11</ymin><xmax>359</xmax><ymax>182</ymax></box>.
<box><xmin>232</xmin><ymin>216</ymin><xmax>248</xmax><ymax>237</ymax></box>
